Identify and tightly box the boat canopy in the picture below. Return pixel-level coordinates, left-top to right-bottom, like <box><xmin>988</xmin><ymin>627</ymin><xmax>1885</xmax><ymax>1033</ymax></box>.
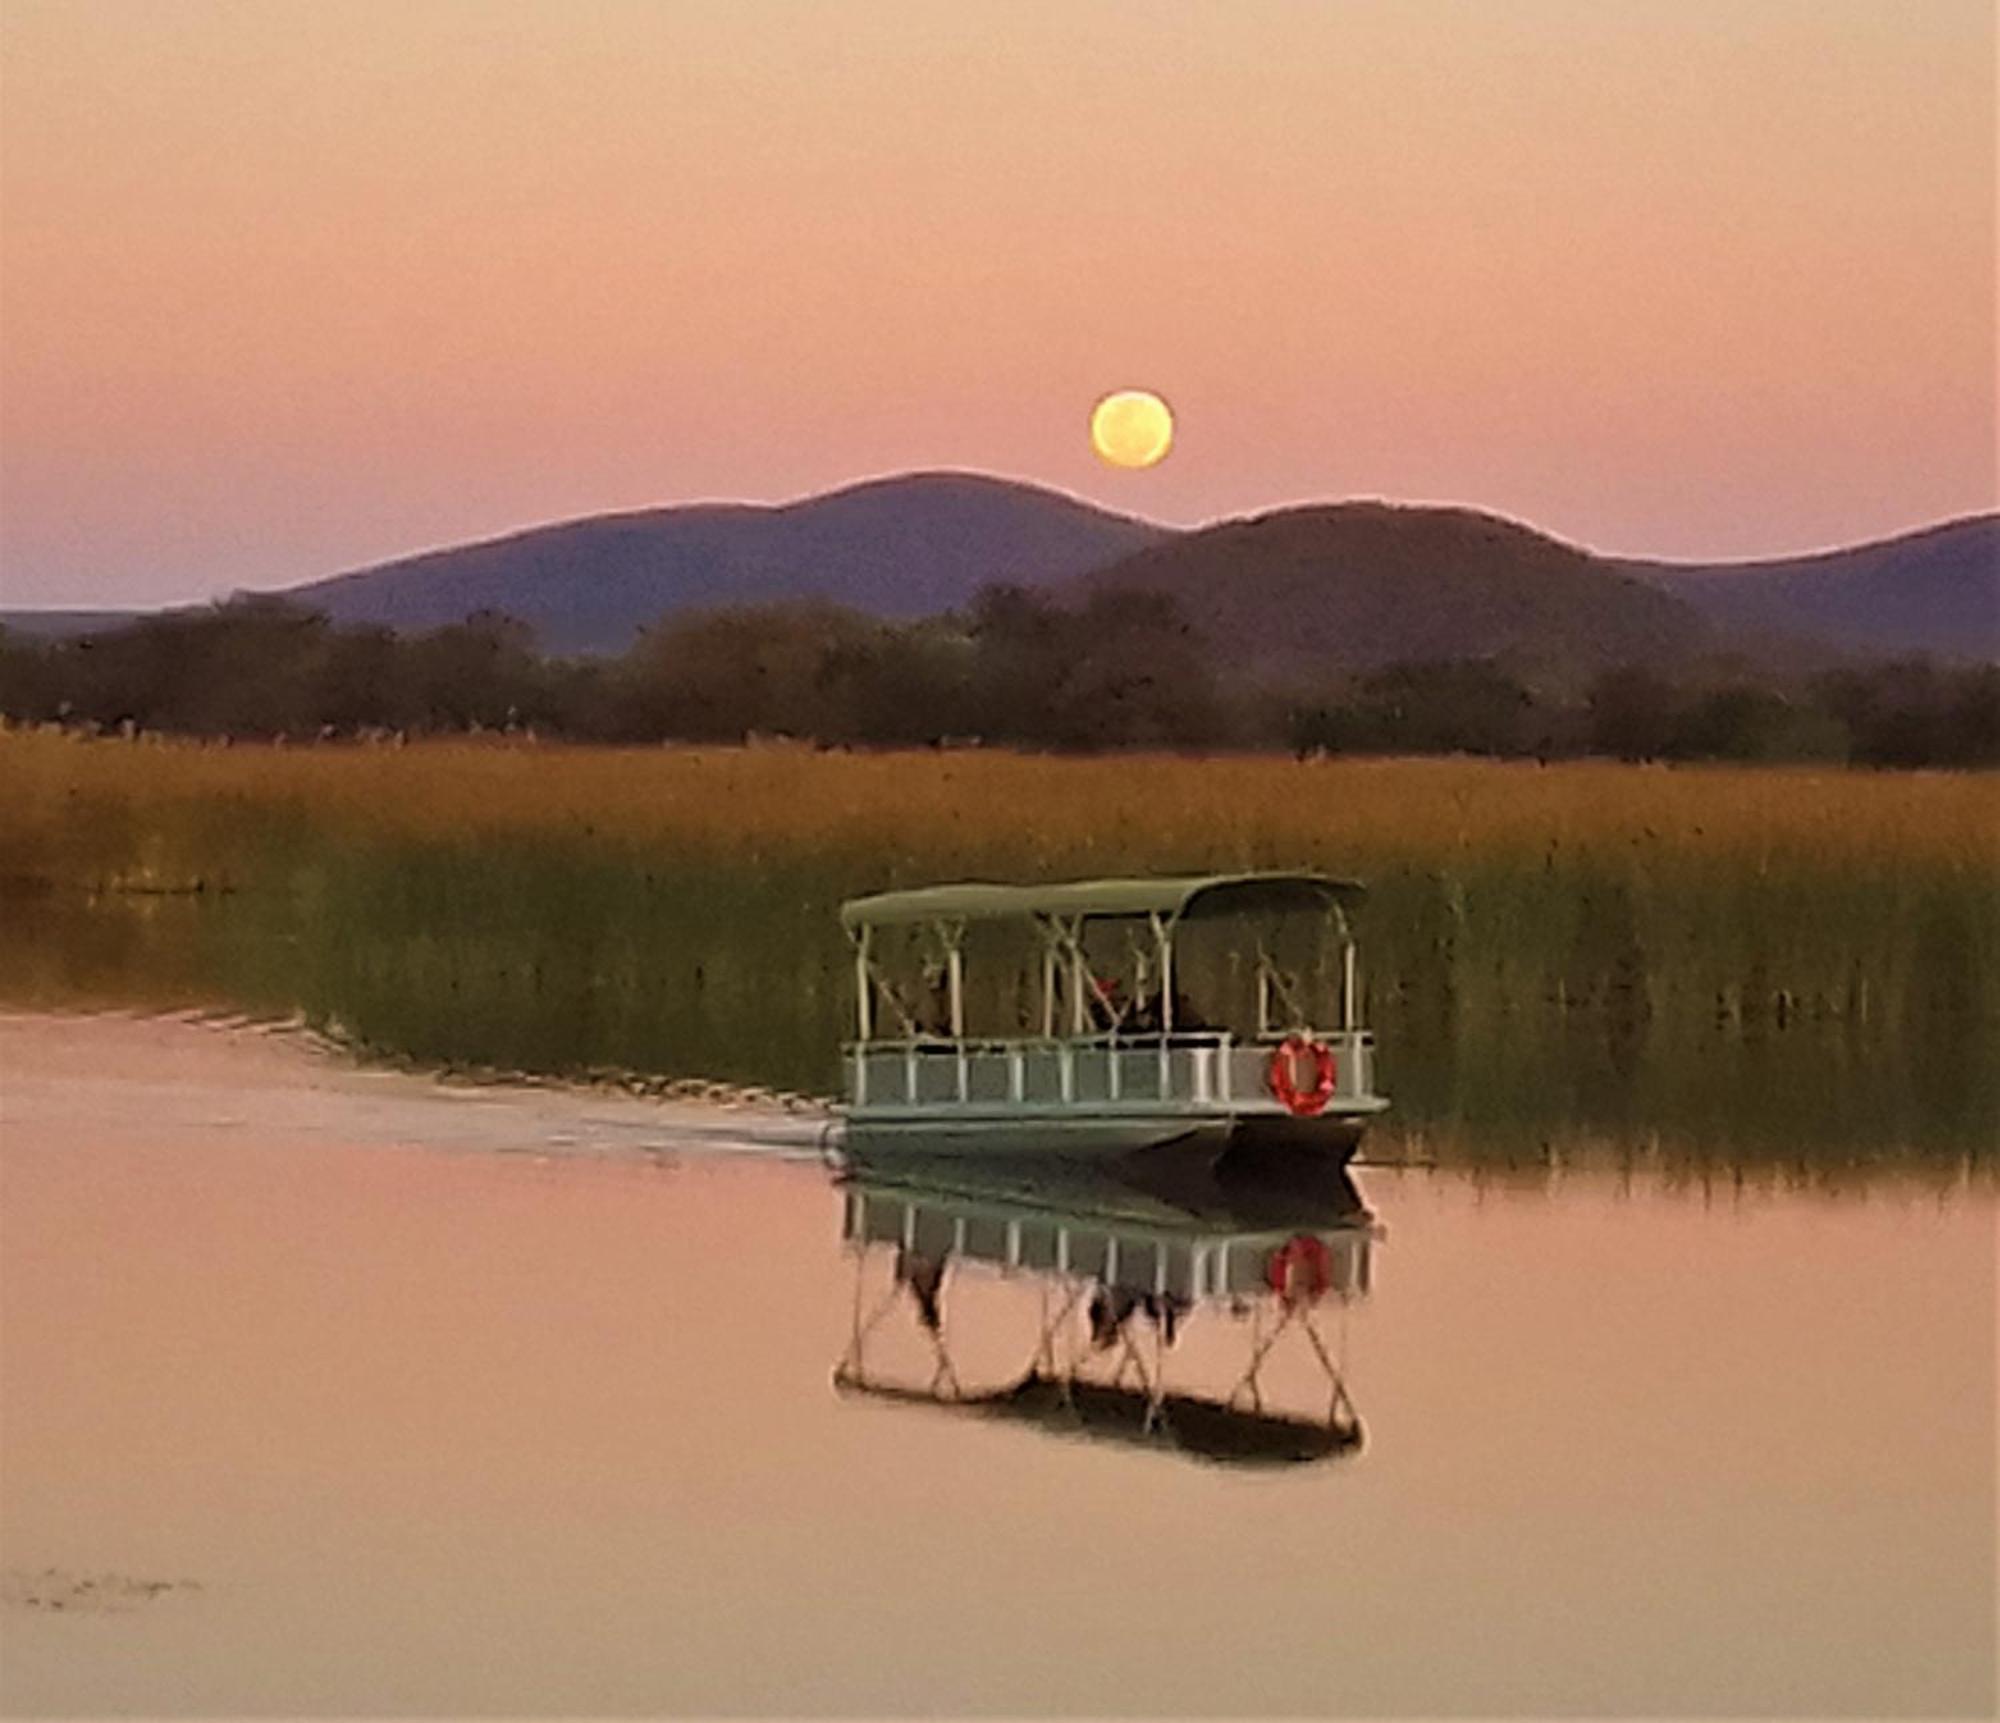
<box><xmin>838</xmin><ymin>870</ymin><xmax>1365</xmax><ymax>933</ymax></box>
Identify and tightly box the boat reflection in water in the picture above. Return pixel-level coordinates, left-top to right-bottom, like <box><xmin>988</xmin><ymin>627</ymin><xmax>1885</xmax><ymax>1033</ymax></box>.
<box><xmin>832</xmin><ymin>1149</ymin><xmax>1378</xmax><ymax>1466</ymax></box>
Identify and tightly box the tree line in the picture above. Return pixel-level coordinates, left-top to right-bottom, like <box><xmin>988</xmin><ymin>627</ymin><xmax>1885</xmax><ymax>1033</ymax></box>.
<box><xmin>2</xmin><ymin>590</ymin><xmax>1994</xmax><ymax>767</ymax></box>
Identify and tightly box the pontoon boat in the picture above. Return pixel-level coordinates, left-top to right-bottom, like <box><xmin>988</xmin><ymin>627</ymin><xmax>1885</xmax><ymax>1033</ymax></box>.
<box><xmin>837</xmin><ymin>872</ymin><xmax>1388</xmax><ymax>1160</ymax></box>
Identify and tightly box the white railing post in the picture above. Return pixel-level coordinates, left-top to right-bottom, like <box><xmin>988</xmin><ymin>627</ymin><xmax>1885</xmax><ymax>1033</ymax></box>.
<box><xmin>854</xmin><ymin>928</ymin><xmax>873</xmax><ymax>1042</ymax></box>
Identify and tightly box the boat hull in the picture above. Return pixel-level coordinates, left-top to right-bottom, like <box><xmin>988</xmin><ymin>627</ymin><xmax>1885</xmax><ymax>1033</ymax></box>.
<box><xmin>841</xmin><ymin>1106</ymin><xmax>1375</xmax><ymax>1163</ymax></box>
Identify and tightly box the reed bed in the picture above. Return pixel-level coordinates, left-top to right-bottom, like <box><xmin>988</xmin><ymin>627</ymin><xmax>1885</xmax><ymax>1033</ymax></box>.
<box><xmin>5</xmin><ymin>729</ymin><xmax>1995</xmax><ymax>885</ymax></box>
<box><xmin>3</xmin><ymin>730</ymin><xmax>1993</xmax><ymax>1161</ymax></box>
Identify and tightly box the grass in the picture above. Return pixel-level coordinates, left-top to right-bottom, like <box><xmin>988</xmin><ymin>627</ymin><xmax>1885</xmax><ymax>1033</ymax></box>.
<box><xmin>2</xmin><ymin>730</ymin><xmax>1994</xmax><ymax>1162</ymax></box>
<box><xmin>5</xmin><ymin>728</ymin><xmax>1994</xmax><ymax>877</ymax></box>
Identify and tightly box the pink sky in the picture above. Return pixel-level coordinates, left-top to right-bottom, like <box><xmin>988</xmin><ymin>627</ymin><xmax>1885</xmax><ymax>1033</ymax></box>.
<box><xmin>1</xmin><ymin>0</ymin><xmax>1993</xmax><ymax>607</ymax></box>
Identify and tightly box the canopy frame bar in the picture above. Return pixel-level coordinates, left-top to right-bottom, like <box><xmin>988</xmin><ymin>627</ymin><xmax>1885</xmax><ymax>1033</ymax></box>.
<box><xmin>842</xmin><ymin>873</ymin><xmax>1363</xmax><ymax>1047</ymax></box>
<box><xmin>840</xmin><ymin>871</ymin><xmax>1365</xmax><ymax>935</ymax></box>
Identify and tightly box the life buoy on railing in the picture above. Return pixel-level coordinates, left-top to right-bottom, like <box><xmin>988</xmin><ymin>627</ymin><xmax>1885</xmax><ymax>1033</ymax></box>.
<box><xmin>1267</xmin><ymin>1034</ymin><xmax>1337</xmax><ymax>1117</ymax></box>
<box><xmin>1266</xmin><ymin>1234</ymin><xmax>1333</xmax><ymax>1306</ymax></box>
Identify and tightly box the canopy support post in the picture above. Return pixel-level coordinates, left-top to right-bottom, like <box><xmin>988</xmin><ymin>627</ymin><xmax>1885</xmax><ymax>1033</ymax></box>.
<box><xmin>1152</xmin><ymin>911</ymin><xmax>1175</xmax><ymax>1034</ymax></box>
<box><xmin>854</xmin><ymin>926</ymin><xmax>874</xmax><ymax>1043</ymax></box>
<box><xmin>1040</xmin><ymin>937</ymin><xmax>1057</xmax><ymax>1038</ymax></box>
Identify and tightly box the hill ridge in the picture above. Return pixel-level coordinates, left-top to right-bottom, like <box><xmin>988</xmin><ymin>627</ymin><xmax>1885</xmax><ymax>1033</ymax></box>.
<box><xmin>299</xmin><ymin>468</ymin><xmax>1167</xmax><ymax>583</ymax></box>
<box><xmin>271</xmin><ymin>470</ymin><xmax>1171</xmax><ymax>654</ymax></box>
<box><xmin>4</xmin><ymin>479</ymin><xmax>1989</xmax><ymax>666</ymax></box>
<box><xmin>1615</xmin><ymin>512</ymin><xmax>1996</xmax><ymax>660</ymax></box>
<box><xmin>1079</xmin><ymin>500</ymin><xmax>1715</xmax><ymax>679</ymax></box>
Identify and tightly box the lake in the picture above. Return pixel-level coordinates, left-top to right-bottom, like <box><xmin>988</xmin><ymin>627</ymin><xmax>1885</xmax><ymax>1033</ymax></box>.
<box><xmin>3</xmin><ymin>747</ymin><xmax>1995</xmax><ymax>1714</ymax></box>
<box><xmin>2</xmin><ymin>1010</ymin><xmax>1992</xmax><ymax>1718</ymax></box>
<box><xmin>5</xmin><ymin>867</ymin><xmax>1993</xmax><ymax>1180</ymax></box>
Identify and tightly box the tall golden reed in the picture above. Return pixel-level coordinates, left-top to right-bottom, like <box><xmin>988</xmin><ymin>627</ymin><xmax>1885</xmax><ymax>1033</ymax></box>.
<box><xmin>3</xmin><ymin>730</ymin><xmax>1994</xmax><ymax>890</ymax></box>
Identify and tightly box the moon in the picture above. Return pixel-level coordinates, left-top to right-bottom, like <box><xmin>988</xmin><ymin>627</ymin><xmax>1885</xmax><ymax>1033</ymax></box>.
<box><xmin>1090</xmin><ymin>389</ymin><xmax>1174</xmax><ymax>469</ymax></box>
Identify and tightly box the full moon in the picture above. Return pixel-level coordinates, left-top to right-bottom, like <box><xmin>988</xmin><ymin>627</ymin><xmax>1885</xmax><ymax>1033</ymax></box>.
<box><xmin>1089</xmin><ymin>389</ymin><xmax>1174</xmax><ymax>469</ymax></box>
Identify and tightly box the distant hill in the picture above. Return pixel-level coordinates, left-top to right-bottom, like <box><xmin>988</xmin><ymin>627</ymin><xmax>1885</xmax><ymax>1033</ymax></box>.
<box><xmin>6</xmin><ymin>485</ymin><xmax>1991</xmax><ymax>669</ymax></box>
<box><xmin>0</xmin><ymin>608</ymin><xmax>143</xmax><ymax>639</ymax></box>
<box><xmin>267</xmin><ymin>472</ymin><xmax>1168</xmax><ymax>655</ymax></box>
<box><xmin>1617</xmin><ymin>515</ymin><xmax>1999</xmax><ymax>662</ymax></box>
<box><xmin>1077</xmin><ymin>502</ymin><xmax>1714</xmax><ymax>679</ymax></box>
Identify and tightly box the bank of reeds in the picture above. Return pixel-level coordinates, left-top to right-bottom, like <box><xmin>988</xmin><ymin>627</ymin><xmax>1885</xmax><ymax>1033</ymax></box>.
<box><xmin>3</xmin><ymin>730</ymin><xmax>1994</xmax><ymax>1159</ymax></box>
<box><xmin>6</xmin><ymin>728</ymin><xmax>1994</xmax><ymax>878</ymax></box>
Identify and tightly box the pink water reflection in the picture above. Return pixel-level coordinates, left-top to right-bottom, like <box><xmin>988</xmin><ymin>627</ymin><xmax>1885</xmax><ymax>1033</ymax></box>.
<box><xmin>2</xmin><ymin>1016</ymin><xmax>1992</xmax><ymax>1716</ymax></box>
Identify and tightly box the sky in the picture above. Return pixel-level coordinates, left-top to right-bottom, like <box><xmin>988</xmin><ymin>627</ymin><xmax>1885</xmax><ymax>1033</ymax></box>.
<box><xmin>0</xmin><ymin>0</ymin><xmax>1993</xmax><ymax>608</ymax></box>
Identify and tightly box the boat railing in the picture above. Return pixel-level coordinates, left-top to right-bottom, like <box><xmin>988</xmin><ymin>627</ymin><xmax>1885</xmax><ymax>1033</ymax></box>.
<box><xmin>844</xmin><ymin>1184</ymin><xmax>1374</xmax><ymax>1301</ymax></box>
<box><xmin>844</xmin><ymin>1028</ymin><xmax>1376</xmax><ymax>1111</ymax></box>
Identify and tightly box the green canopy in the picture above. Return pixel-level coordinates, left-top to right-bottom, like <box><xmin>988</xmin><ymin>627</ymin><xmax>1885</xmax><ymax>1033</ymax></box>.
<box><xmin>838</xmin><ymin>871</ymin><xmax>1364</xmax><ymax>932</ymax></box>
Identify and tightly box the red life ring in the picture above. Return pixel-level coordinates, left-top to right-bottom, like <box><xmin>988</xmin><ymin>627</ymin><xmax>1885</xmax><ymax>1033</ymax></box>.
<box><xmin>1266</xmin><ymin>1234</ymin><xmax>1333</xmax><ymax>1306</ymax></box>
<box><xmin>1267</xmin><ymin>1035</ymin><xmax>1337</xmax><ymax>1117</ymax></box>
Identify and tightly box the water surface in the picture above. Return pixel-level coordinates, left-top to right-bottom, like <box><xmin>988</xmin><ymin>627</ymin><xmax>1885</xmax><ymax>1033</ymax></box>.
<box><xmin>7</xmin><ymin>877</ymin><xmax>1992</xmax><ymax>1173</ymax></box>
<box><xmin>2</xmin><ymin>1013</ymin><xmax>1991</xmax><ymax>1717</ymax></box>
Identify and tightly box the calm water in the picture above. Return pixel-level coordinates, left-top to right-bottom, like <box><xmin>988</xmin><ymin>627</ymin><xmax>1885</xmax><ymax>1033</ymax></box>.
<box><xmin>2</xmin><ymin>1012</ymin><xmax>1993</xmax><ymax>1718</ymax></box>
<box><xmin>4</xmin><ymin>880</ymin><xmax>1994</xmax><ymax>1173</ymax></box>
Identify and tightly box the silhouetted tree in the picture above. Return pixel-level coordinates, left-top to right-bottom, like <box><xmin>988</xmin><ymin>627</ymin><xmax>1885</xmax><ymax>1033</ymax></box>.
<box><xmin>1587</xmin><ymin>666</ymin><xmax>1682</xmax><ymax>761</ymax></box>
<box><xmin>1813</xmin><ymin>661</ymin><xmax>2000</xmax><ymax>768</ymax></box>
<box><xmin>613</xmin><ymin>602</ymin><xmax>884</xmax><ymax>741</ymax></box>
<box><xmin>1289</xmin><ymin>661</ymin><xmax>1543</xmax><ymax>757</ymax></box>
<box><xmin>963</xmin><ymin>584</ymin><xmax>1221</xmax><ymax>749</ymax></box>
<box><xmin>5</xmin><ymin>597</ymin><xmax>1994</xmax><ymax>769</ymax></box>
<box><xmin>405</xmin><ymin>612</ymin><xmax>545</xmax><ymax>731</ymax></box>
<box><xmin>0</xmin><ymin>627</ymin><xmax>59</xmax><ymax>722</ymax></box>
<box><xmin>1046</xmin><ymin>591</ymin><xmax>1224</xmax><ymax>749</ymax></box>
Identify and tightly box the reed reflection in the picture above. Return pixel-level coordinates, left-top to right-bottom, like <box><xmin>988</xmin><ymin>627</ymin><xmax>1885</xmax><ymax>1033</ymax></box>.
<box><xmin>831</xmin><ymin>1149</ymin><xmax>1377</xmax><ymax>1465</ymax></box>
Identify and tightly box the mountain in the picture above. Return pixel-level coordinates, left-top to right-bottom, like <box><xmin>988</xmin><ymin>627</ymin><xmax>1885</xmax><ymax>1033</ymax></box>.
<box><xmin>1616</xmin><ymin>516</ymin><xmax>1998</xmax><ymax>662</ymax></box>
<box><xmin>0</xmin><ymin>608</ymin><xmax>142</xmax><ymax>639</ymax></box>
<box><xmin>1077</xmin><ymin>502</ymin><xmax>1713</xmax><ymax>680</ymax></box>
<box><xmin>6</xmin><ymin>485</ymin><xmax>1989</xmax><ymax>669</ymax></box>
<box><xmin>269</xmin><ymin>472</ymin><xmax>1168</xmax><ymax>655</ymax></box>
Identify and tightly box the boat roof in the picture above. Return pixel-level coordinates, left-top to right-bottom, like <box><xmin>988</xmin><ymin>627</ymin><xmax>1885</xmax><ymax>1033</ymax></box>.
<box><xmin>838</xmin><ymin>870</ymin><xmax>1365</xmax><ymax>931</ymax></box>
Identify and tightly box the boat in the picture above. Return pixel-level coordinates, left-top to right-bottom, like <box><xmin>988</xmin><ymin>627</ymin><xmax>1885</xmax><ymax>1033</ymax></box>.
<box><xmin>836</xmin><ymin>871</ymin><xmax>1388</xmax><ymax>1160</ymax></box>
<box><xmin>831</xmin><ymin>1153</ymin><xmax>1377</xmax><ymax>1466</ymax></box>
